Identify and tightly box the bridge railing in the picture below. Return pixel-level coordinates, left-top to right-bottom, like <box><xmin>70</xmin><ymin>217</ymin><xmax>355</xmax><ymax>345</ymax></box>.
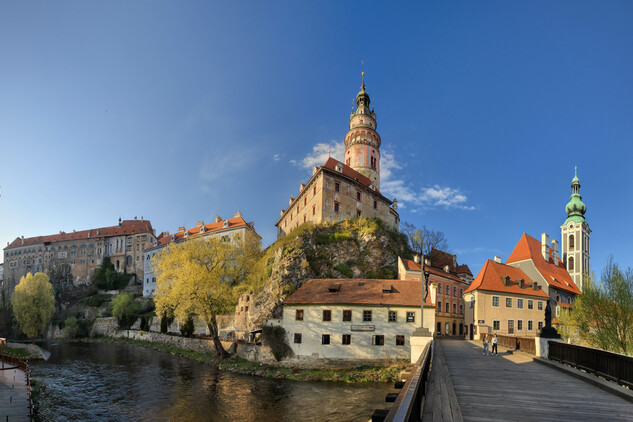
<box><xmin>496</xmin><ymin>335</ymin><xmax>535</xmax><ymax>354</ymax></box>
<box><xmin>549</xmin><ymin>341</ymin><xmax>633</xmax><ymax>389</ymax></box>
<box><xmin>1</xmin><ymin>354</ymin><xmax>34</xmax><ymax>418</ymax></box>
<box><xmin>378</xmin><ymin>340</ymin><xmax>433</xmax><ymax>422</ymax></box>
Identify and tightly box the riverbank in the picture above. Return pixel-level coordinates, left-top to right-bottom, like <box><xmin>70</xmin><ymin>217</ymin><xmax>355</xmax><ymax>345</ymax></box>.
<box><xmin>3</xmin><ymin>343</ymin><xmax>46</xmax><ymax>360</ymax></box>
<box><xmin>86</xmin><ymin>337</ymin><xmax>408</xmax><ymax>383</ymax></box>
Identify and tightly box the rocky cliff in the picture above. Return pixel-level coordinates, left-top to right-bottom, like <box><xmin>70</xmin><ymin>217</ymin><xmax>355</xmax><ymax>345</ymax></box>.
<box><xmin>244</xmin><ymin>218</ymin><xmax>411</xmax><ymax>330</ymax></box>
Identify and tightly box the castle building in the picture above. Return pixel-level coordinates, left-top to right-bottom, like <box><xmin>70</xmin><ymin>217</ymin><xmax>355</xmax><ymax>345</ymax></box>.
<box><xmin>560</xmin><ymin>167</ymin><xmax>590</xmax><ymax>291</ymax></box>
<box><xmin>143</xmin><ymin>212</ymin><xmax>260</xmax><ymax>297</ymax></box>
<box><xmin>2</xmin><ymin>217</ymin><xmax>155</xmax><ymax>293</ymax></box>
<box><xmin>275</xmin><ymin>74</ymin><xmax>399</xmax><ymax>239</ymax></box>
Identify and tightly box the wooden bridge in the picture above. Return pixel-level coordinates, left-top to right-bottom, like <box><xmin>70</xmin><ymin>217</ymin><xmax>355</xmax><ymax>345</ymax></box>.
<box><xmin>375</xmin><ymin>339</ymin><xmax>633</xmax><ymax>422</ymax></box>
<box><xmin>0</xmin><ymin>354</ymin><xmax>33</xmax><ymax>422</ymax></box>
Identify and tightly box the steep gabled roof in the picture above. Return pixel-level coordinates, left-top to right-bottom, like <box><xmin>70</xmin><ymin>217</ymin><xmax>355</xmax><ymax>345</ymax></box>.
<box><xmin>506</xmin><ymin>233</ymin><xmax>581</xmax><ymax>295</ymax></box>
<box><xmin>5</xmin><ymin>220</ymin><xmax>154</xmax><ymax>250</ymax></box>
<box><xmin>464</xmin><ymin>259</ymin><xmax>549</xmax><ymax>298</ymax></box>
<box><xmin>283</xmin><ymin>278</ymin><xmax>434</xmax><ymax>307</ymax></box>
<box><xmin>321</xmin><ymin>157</ymin><xmax>378</xmax><ymax>193</ymax></box>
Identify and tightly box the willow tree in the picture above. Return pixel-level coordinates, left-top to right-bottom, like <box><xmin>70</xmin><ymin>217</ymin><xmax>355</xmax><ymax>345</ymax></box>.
<box><xmin>11</xmin><ymin>272</ymin><xmax>56</xmax><ymax>339</ymax></box>
<box><xmin>569</xmin><ymin>257</ymin><xmax>633</xmax><ymax>355</ymax></box>
<box><xmin>153</xmin><ymin>234</ymin><xmax>260</xmax><ymax>357</ymax></box>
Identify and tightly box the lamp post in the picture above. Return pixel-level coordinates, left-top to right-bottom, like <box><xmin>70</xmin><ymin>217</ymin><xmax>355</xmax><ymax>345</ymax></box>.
<box><xmin>0</xmin><ymin>338</ymin><xmax>5</xmax><ymax>369</ymax></box>
<box><xmin>410</xmin><ymin>255</ymin><xmax>433</xmax><ymax>363</ymax></box>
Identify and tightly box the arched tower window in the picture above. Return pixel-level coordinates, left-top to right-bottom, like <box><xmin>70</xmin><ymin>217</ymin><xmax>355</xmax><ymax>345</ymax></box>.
<box><xmin>569</xmin><ymin>234</ymin><xmax>575</xmax><ymax>250</ymax></box>
<box><xmin>568</xmin><ymin>256</ymin><xmax>574</xmax><ymax>271</ymax></box>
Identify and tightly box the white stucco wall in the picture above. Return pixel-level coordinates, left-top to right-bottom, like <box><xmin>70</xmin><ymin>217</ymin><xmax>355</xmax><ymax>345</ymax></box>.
<box><xmin>281</xmin><ymin>304</ymin><xmax>433</xmax><ymax>360</ymax></box>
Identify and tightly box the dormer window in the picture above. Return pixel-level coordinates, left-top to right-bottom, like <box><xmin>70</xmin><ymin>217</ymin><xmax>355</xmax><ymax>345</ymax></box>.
<box><xmin>335</xmin><ymin>165</ymin><xmax>342</xmax><ymax>173</ymax></box>
<box><xmin>223</xmin><ymin>220</ymin><xmax>230</xmax><ymax>228</ymax></box>
<box><xmin>382</xmin><ymin>285</ymin><xmax>393</xmax><ymax>294</ymax></box>
<box><xmin>328</xmin><ymin>284</ymin><xmax>341</xmax><ymax>293</ymax></box>
<box><xmin>200</xmin><ymin>226</ymin><xmax>206</xmax><ymax>233</ymax></box>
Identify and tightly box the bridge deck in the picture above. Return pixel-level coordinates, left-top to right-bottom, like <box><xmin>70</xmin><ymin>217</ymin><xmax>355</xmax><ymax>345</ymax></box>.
<box><xmin>0</xmin><ymin>366</ymin><xmax>31</xmax><ymax>422</ymax></box>
<box><xmin>427</xmin><ymin>339</ymin><xmax>633</xmax><ymax>422</ymax></box>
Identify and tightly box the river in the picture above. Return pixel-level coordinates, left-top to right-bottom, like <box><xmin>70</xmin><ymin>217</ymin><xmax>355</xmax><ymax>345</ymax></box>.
<box><xmin>30</xmin><ymin>342</ymin><xmax>394</xmax><ymax>421</ymax></box>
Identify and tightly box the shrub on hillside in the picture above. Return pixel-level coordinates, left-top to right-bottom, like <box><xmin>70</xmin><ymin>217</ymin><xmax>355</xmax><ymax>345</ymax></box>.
<box><xmin>112</xmin><ymin>293</ymin><xmax>141</xmax><ymax>329</ymax></box>
<box><xmin>180</xmin><ymin>316</ymin><xmax>195</xmax><ymax>337</ymax></box>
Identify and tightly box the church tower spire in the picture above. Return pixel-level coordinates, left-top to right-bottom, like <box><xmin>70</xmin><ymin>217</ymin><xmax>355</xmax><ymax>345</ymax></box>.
<box><xmin>560</xmin><ymin>167</ymin><xmax>591</xmax><ymax>291</ymax></box>
<box><xmin>344</xmin><ymin>72</ymin><xmax>382</xmax><ymax>189</ymax></box>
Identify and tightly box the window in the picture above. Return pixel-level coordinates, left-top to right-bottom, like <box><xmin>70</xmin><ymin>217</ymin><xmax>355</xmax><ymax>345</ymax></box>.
<box><xmin>528</xmin><ymin>300</ymin><xmax>534</xmax><ymax>310</ymax></box>
<box><xmin>356</xmin><ymin>191</ymin><xmax>361</xmax><ymax>201</ymax></box>
<box><xmin>388</xmin><ymin>311</ymin><xmax>397</xmax><ymax>322</ymax></box>
<box><xmin>492</xmin><ymin>296</ymin><xmax>500</xmax><ymax>307</ymax></box>
<box><xmin>445</xmin><ymin>303</ymin><xmax>450</xmax><ymax>313</ymax></box>
<box><xmin>569</xmin><ymin>234</ymin><xmax>575</xmax><ymax>250</ymax></box>
<box><xmin>373</xmin><ymin>335</ymin><xmax>384</xmax><ymax>346</ymax></box>
<box><xmin>538</xmin><ymin>321</ymin><xmax>544</xmax><ymax>330</ymax></box>
<box><xmin>335</xmin><ymin>182</ymin><xmax>340</xmax><ymax>192</ymax></box>
<box><xmin>313</xmin><ymin>186</ymin><xmax>317</xmax><ymax>196</ymax></box>
<box><xmin>396</xmin><ymin>335</ymin><xmax>405</xmax><ymax>346</ymax></box>
<box><xmin>342</xmin><ymin>334</ymin><xmax>351</xmax><ymax>345</ymax></box>
<box><xmin>453</xmin><ymin>287</ymin><xmax>457</xmax><ymax>296</ymax></box>
<box><xmin>126</xmin><ymin>255</ymin><xmax>133</xmax><ymax>266</ymax></box>
<box><xmin>312</xmin><ymin>206</ymin><xmax>316</xmax><ymax>216</ymax></box>
<box><xmin>437</xmin><ymin>301</ymin><xmax>442</xmax><ymax>312</ymax></box>
<box><xmin>374</xmin><ymin>200</ymin><xmax>377</xmax><ymax>209</ymax></box>
<box><xmin>469</xmin><ymin>300</ymin><xmax>474</xmax><ymax>309</ymax></box>
<box><xmin>517</xmin><ymin>299</ymin><xmax>524</xmax><ymax>309</ymax></box>
<box><xmin>334</xmin><ymin>202</ymin><xmax>339</xmax><ymax>213</ymax></box>
<box><xmin>446</xmin><ymin>286</ymin><xmax>450</xmax><ymax>295</ymax></box>
<box><xmin>460</xmin><ymin>304</ymin><xmax>463</xmax><ymax>314</ymax></box>
<box><xmin>505</xmin><ymin>297</ymin><xmax>512</xmax><ymax>308</ymax></box>
<box><xmin>493</xmin><ymin>320</ymin><xmax>500</xmax><ymax>331</ymax></box>
<box><xmin>460</xmin><ymin>289</ymin><xmax>463</xmax><ymax>296</ymax></box>
<box><xmin>517</xmin><ymin>320</ymin><xmax>523</xmax><ymax>331</ymax></box>
<box><xmin>508</xmin><ymin>320</ymin><xmax>515</xmax><ymax>335</ymax></box>
<box><xmin>295</xmin><ymin>310</ymin><xmax>304</xmax><ymax>321</ymax></box>
<box><xmin>323</xmin><ymin>310</ymin><xmax>331</xmax><ymax>321</ymax></box>
<box><xmin>528</xmin><ymin>320</ymin><xmax>533</xmax><ymax>331</ymax></box>
<box><xmin>363</xmin><ymin>310</ymin><xmax>372</xmax><ymax>322</ymax></box>
<box><xmin>294</xmin><ymin>333</ymin><xmax>302</xmax><ymax>344</ymax></box>
<box><xmin>568</xmin><ymin>256</ymin><xmax>574</xmax><ymax>271</ymax></box>
<box><xmin>343</xmin><ymin>310</ymin><xmax>352</xmax><ymax>321</ymax></box>
<box><xmin>453</xmin><ymin>303</ymin><xmax>457</xmax><ymax>314</ymax></box>
<box><xmin>406</xmin><ymin>312</ymin><xmax>415</xmax><ymax>323</ymax></box>
<box><xmin>556</xmin><ymin>294</ymin><xmax>561</xmax><ymax>302</ymax></box>
<box><xmin>538</xmin><ymin>301</ymin><xmax>543</xmax><ymax>311</ymax></box>
<box><xmin>436</xmin><ymin>322</ymin><xmax>442</xmax><ymax>334</ymax></box>
<box><xmin>437</xmin><ymin>283</ymin><xmax>442</xmax><ymax>294</ymax></box>
<box><xmin>356</xmin><ymin>210</ymin><xmax>362</xmax><ymax>218</ymax></box>
<box><xmin>322</xmin><ymin>334</ymin><xmax>330</xmax><ymax>345</ymax></box>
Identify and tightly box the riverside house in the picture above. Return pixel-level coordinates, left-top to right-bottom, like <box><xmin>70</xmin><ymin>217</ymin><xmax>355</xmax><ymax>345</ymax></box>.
<box><xmin>279</xmin><ymin>278</ymin><xmax>436</xmax><ymax>361</ymax></box>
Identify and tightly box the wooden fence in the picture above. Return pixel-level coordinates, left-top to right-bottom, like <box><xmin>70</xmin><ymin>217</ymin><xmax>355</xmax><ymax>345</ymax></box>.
<box><xmin>495</xmin><ymin>335</ymin><xmax>536</xmax><ymax>354</ymax></box>
<box><xmin>549</xmin><ymin>342</ymin><xmax>633</xmax><ymax>389</ymax></box>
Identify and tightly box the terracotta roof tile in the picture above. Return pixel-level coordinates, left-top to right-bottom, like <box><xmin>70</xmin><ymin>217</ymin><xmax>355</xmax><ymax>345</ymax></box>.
<box><xmin>401</xmin><ymin>257</ymin><xmax>469</xmax><ymax>284</ymax></box>
<box><xmin>506</xmin><ymin>233</ymin><xmax>581</xmax><ymax>295</ymax></box>
<box><xmin>321</xmin><ymin>157</ymin><xmax>378</xmax><ymax>193</ymax></box>
<box><xmin>283</xmin><ymin>278</ymin><xmax>434</xmax><ymax>307</ymax></box>
<box><xmin>5</xmin><ymin>220</ymin><xmax>154</xmax><ymax>250</ymax></box>
<box><xmin>463</xmin><ymin>260</ymin><xmax>549</xmax><ymax>298</ymax></box>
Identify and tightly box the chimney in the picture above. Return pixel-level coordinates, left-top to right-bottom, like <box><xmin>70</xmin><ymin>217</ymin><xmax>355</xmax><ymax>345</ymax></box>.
<box><xmin>541</xmin><ymin>233</ymin><xmax>550</xmax><ymax>261</ymax></box>
<box><xmin>313</xmin><ymin>166</ymin><xmax>318</xmax><ymax>176</ymax></box>
<box><xmin>444</xmin><ymin>264</ymin><xmax>450</xmax><ymax>273</ymax></box>
<box><xmin>197</xmin><ymin>221</ymin><xmax>204</xmax><ymax>227</ymax></box>
<box><xmin>413</xmin><ymin>254</ymin><xmax>421</xmax><ymax>264</ymax></box>
<box><xmin>141</xmin><ymin>216</ymin><xmax>144</xmax><ymax>221</ymax></box>
<box><xmin>249</xmin><ymin>222</ymin><xmax>255</xmax><ymax>229</ymax></box>
<box><xmin>289</xmin><ymin>196</ymin><xmax>294</xmax><ymax>206</ymax></box>
<box><xmin>234</xmin><ymin>211</ymin><xmax>242</xmax><ymax>218</ymax></box>
<box><xmin>178</xmin><ymin>226</ymin><xmax>185</xmax><ymax>233</ymax></box>
<box><xmin>494</xmin><ymin>256</ymin><xmax>501</xmax><ymax>263</ymax></box>
<box><xmin>280</xmin><ymin>209</ymin><xmax>285</xmax><ymax>217</ymax></box>
<box><xmin>424</xmin><ymin>258</ymin><xmax>430</xmax><ymax>266</ymax></box>
<box><xmin>551</xmin><ymin>240</ymin><xmax>559</xmax><ymax>266</ymax></box>
<box><xmin>215</xmin><ymin>216</ymin><xmax>221</xmax><ymax>223</ymax></box>
<box><xmin>134</xmin><ymin>216</ymin><xmax>137</xmax><ymax>221</ymax></box>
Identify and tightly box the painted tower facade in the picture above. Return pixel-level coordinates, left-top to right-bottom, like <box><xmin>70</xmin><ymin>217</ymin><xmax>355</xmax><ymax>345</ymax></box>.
<box><xmin>560</xmin><ymin>167</ymin><xmax>590</xmax><ymax>291</ymax></box>
<box><xmin>344</xmin><ymin>73</ymin><xmax>381</xmax><ymax>190</ymax></box>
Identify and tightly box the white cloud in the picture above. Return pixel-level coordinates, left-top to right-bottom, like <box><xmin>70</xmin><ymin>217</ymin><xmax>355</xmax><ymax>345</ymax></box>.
<box><xmin>293</xmin><ymin>141</ymin><xmax>475</xmax><ymax>211</ymax></box>
<box><xmin>273</xmin><ymin>154</ymin><xmax>281</xmax><ymax>161</ymax></box>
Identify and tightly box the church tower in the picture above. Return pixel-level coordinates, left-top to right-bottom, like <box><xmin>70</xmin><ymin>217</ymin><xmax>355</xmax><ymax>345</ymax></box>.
<box><xmin>344</xmin><ymin>72</ymin><xmax>382</xmax><ymax>189</ymax></box>
<box><xmin>560</xmin><ymin>167</ymin><xmax>591</xmax><ymax>291</ymax></box>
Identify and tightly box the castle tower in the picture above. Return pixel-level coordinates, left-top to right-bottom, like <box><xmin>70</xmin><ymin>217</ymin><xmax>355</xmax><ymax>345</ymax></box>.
<box><xmin>560</xmin><ymin>167</ymin><xmax>591</xmax><ymax>291</ymax></box>
<box><xmin>344</xmin><ymin>72</ymin><xmax>382</xmax><ymax>189</ymax></box>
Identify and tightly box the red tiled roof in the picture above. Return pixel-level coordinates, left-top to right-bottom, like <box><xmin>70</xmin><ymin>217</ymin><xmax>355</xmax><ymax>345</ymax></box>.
<box><xmin>557</xmin><ymin>301</ymin><xmax>573</xmax><ymax>309</ymax></box>
<box><xmin>401</xmin><ymin>258</ymin><xmax>421</xmax><ymax>272</ymax></box>
<box><xmin>463</xmin><ymin>260</ymin><xmax>549</xmax><ymax>298</ymax></box>
<box><xmin>321</xmin><ymin>157</ymin><xmax>378</xmax><ymax>193</ymax></box>
<box><xmin>4</xmin><ymin>220</ymin><xmax>154</xmax><ymax>250</ymax></box>
<box><xmin>455</xmin><ymin>264</ymin><xmax>473</xmax><ymax>276</ymax></box>
<box><xmin>401</xmin><ymin>257</ymin><xmax>469</xmax><ymax>284</ymax></box>
<box><xmin>506</xmin><ymin>233</ymin><xmax>581</xmax><ymax>295</ymax></box>
<box><xmin>144</xmin><ymin>216</ymin><xmax>257</xmax><ymax>252</ymax></box>
<box><xmin>283</xmin><ymin>278</ymin><xmax>434</xmax><ymax>307</ymax></box>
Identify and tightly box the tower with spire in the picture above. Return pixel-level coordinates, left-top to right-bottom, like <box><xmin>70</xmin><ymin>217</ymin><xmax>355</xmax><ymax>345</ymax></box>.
<box><xmin>560</xmin><ymin>167</ymin><xmax>591</xmax><ymax>291</ymax></box>
<box><xmin>344</xmin><ymin>72</ymin><xmax>381</xmax><ymax>189</ymax></box>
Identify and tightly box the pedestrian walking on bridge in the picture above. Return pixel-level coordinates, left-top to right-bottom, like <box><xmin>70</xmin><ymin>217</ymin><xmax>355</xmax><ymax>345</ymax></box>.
<box><xmin>492</xmin><ymin>334</ymin><xmax>498</xmax><ymax>355</ymax></box>
<box><xmin>482</xmin><ymin>334</ymin><xmax>490</xmax><ymax>356</ymax></box>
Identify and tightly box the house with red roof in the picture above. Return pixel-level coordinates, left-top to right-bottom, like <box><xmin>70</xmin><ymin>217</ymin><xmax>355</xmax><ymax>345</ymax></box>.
<box><xmin>143</xmin><ymin>212</ymin><xmax>260</xmax><ymax>297</ymax></box>
<box><xmin>3</xmin><ymin>217</ymin><xmax>155</xmax><ymax>291</ymax></box>
<box><xmin>398</xmin><ymin>250</ymin><xmax>473</xmax><ymax>337</ymax></box>
<box><xmin>275</xmin><ymin>77</ymin><xmax>399</xmax><ymax>239</ymax></box>
<box><xmin>278</xmin><ymin>278</ymin><xmax>436</xmax><ymax>362</ymax></box>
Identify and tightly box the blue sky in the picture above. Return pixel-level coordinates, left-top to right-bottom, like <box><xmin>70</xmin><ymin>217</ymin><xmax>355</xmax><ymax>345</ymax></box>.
<box><xmin>1</xmin><ymin>2</ymin><xmax>632</xmax><ymax>277</ymax></box>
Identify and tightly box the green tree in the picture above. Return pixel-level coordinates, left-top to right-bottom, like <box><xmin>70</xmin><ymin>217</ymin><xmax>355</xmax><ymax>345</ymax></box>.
<box><xmin>402</xmin><ymin>222</ymin><xmax>448</xmax><ymax>257</ymax></box>
<box><xmin>11</xmin><ymin>272</ymin><xmax>56</xmax><ymax>339</ymax></box>
<box><xmin>569</xmin><ymin>257</ymin><xmax>633</xmax><ymax>355</ymax></box>
<box><xmin>154</xmin><ymin>234</ymin><xmax>260</xmax><ymax>358</ymax></box>
<box><xmin>112</xmin><ymin>293</ymin><xmax>140</xmax><ymax>329</ymax></box>
<box><xmin>63</xmin><ymin>316</ymin><xmax>81</xmax><ymax>338</ymax></box>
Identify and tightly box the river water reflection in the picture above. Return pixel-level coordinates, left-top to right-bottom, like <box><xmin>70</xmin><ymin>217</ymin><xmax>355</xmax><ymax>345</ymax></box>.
<box><xmin>31</xmin><ymin>342</ymin><xmax>393</xmax><ymax>421</ymax></box>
